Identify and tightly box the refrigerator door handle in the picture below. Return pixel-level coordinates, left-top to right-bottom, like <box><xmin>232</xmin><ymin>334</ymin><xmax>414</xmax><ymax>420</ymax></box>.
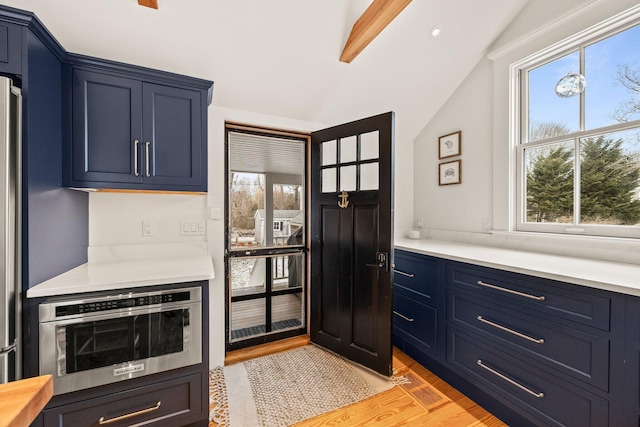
<box><xmin>0</xmin><ymin>340</ymin><xmax>16</xmax><ymax>355</ymax></box>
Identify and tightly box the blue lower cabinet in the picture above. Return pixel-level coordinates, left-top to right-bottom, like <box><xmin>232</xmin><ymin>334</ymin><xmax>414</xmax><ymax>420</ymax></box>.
<box><xmin>392</xmin><ymin>250</ymin><xmax>638</xmax><ymax>426</ymax></box>
<box><xmin>448</xmin><ymin>289</ymin><xmax>610</xmax><ymax>392</ymax></box>
<box><xmin>448</xmin><ymin>329</ymin><xmax>609</xmax><ymax>427</ymax></box>
<box><xmin>393</xmin><ymin>290</ymin><xmax>437</xmax><ymax>356</ymax></box>
<box><xmin>42</xmin><ymin>373</ymin><xmax>203</xmax><ymax>427</ymax></box>
<box><xmin>392</xmin><ymin>250</ymin><xmax>445</xmax><ymax>361</ymax></box>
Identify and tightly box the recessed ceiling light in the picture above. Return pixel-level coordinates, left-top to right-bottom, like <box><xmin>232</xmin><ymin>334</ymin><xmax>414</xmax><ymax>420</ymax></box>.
<box><xmin>430</xmin><ymin>26</ymin><xmax>441</xmax><ymax>37</ymax></box>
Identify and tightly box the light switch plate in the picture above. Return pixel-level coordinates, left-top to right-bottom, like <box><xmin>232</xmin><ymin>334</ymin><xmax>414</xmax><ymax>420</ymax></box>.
<box><xmin>181</xmin><ymin>219</ymin><xmax>205</xmax><ymax>236</ymax></box>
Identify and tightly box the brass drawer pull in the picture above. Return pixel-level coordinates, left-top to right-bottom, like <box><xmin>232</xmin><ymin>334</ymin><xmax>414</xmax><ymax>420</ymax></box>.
<box><xmin>477</xmin><ymin>316</ymin><xmax>544</xmax><ymax>344</ymax></box>
<box><xmin>477</xmin><ymin>360</ymin><xmax>544</xmax><ymax>398</ymax></box>
<box><xmin>98</xmin><ymin>401</ymin><xmax>161</xmax><ymax>425</ymax></box>
<box><xmin>393</xmin><ymin>311</ymin><xmax>414</xmax><ymax>322</ymax></box>
<box><xmin>394</xmin><ymin>270</ymin><xmax>415</xmax><ymax>278</ymax></box>
<box><xmin>477</xmin><ymin>280</ymin><xmax>545</xmax><ymax>301</ymax></box>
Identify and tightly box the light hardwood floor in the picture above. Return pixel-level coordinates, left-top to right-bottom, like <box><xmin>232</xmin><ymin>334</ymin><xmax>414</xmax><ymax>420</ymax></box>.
<box><xmin>220</xmin><ymin>336</ymin><xmax>507</xmax><ymax>427</ymax></box>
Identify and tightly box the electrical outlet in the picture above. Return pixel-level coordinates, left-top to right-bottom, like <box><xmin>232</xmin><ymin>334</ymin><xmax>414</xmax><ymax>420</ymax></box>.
<box><xmin>142</xmin><ymin>220</ymin><xmax>155</xmax><ymax>237</ymax></box>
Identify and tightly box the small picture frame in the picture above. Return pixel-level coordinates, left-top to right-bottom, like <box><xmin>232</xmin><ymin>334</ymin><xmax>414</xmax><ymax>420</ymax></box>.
<box><xmin>438</xmin><ymin>131</ymin><xmax>461</xmax><ymax>159</ymax></box>
<box><xmin>439</xmin><ymin>160</ymin><xmax>461</xmax><ymax>185</ymax></box>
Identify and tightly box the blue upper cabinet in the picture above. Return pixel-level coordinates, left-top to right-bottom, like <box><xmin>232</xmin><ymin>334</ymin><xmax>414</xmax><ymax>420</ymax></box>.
<box><xmin>0</xmin><ymin>21</ymin><xmax>21</xmax><ymax>75</ymax></box>
<box><xmin>142</xmin><ymin>83</ymin><xmax>203</xmax><ymax>189</ymax></box>
<box><xmin>65</xmin><ymin>57</ymin><xmax>212</xmax><ymax>192</ymax></box>
<box><xmin>71</xmin><ymin>69</ymin><xmax>143</xmax><ymax>185</ymax></box>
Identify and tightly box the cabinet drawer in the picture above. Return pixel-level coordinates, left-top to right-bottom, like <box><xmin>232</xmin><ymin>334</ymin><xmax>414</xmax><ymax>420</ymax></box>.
<box><xmin>449</xmin><ymin>290</ymin><xmax>609</xmax><ymax>391</ymax></box>
<box><xmin>393</xmin><ymin>291</ymin><xmax>437</xmax><ymax>354</ymax></box>
<box><xmin>43</xmin><ymin>373</ymin><xmax>202</xmax><ymax>427</ymax></box>
<box><xmin>394</xmin><ymin>251</ymin><xmax>438</xmax><ymax>301</ymax></box>
<box><xmin>448</xmin><ymin>330</ymin><xmax>609</xmax><ymax>427</ymax></box>
<box><xmin>0</xmin><ymin>21</ymin><xmax>21</xmax><ymax>75</ymax></box>
<box><xmin>448</xmin><ymin>263</ymin><xmax>610</xmax><ymax>330</ymax></box>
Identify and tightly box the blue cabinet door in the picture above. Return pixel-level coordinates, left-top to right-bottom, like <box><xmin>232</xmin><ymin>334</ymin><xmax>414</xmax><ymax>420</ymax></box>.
<box><xmin>0</xmin><ymin>21</ymin><xmax>21</xmax><ymax>75</ymax></box>
<box><xmin>141</xmin><ymin>83</ymin><xmax>205</xmax><ymax>190</ymax></box>
<box><xmin>72</xmin><ymin>69</ymin><xmax>143</xmax><ymax>185</ymax></box>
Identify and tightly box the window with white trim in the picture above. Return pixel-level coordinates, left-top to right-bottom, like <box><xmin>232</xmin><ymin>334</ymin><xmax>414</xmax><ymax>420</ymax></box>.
<box><xmin>516</xmin><ymin>17</ymin><xmax>640</xmax><ymax>238</ymax></box>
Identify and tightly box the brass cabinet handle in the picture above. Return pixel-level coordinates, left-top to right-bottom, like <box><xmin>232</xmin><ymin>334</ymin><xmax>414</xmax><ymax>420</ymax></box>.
<box><xmin>145</xmin><ymin>141</ymin><xmax>151</xmax><ymax>177</ymax></box>
<box><xmin>98</xmin><ymin>401</ymin><xmax>161</xmax><ymax>425</ymax></box>
<box><xmin>393</xmin><ymin>311</ymin><xmax>414</xmax><ymax>322</ymax></box>
<box><xmin>477</xmin><ymin>360</ymin><xmax>544</xmax><ymax>398</ymax></box>
<box><xmin>134</xmin><ymin>140</ymin><xmax>140</xmax><ymax>176</ymax></box>
<box><xmin>394</xmin><ymin>270</ymin><xmax>415</xmax><ymax>278</ymax></box>
<box><xmin>477</xmin><ymin>280</ymin><xmax>545</xmax><ymax>301</ymax></box>
<box><xmin>477</xmin><ymin>316</ymin><xmax>544</xmax><ymax>344</ymax></box>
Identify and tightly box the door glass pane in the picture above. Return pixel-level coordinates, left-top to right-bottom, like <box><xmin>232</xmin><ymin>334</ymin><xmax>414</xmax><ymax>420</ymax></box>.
<box><xmin>524</xmin><ymin>141</ymin><xmax>574</xmax><ymax>223</ymax></box>
<box><xmin>271</xmin><ymin>293</ymin><xmax>303</xmax><ymax>332</ymax></box>
<box><xmin>322</xmin><ymin>140</ymin><xmax>337</xmax><ymax>166</ymax></box>
<box><xmin>322</xmin><ymin>168</ymin><xmax>336</xmax><ymax>193</ymax></box>
<box><xmin>340</xmin><ymin>136</ymin><xmax>357</xmax><ymax>163</ymax></box>
<box><xmin>229</xmin><ymin>173</ymin><xmax>264</xmax><ymax>249</ymax></box>
<box><xmin>229</xmin><ymin>132</ymin><xmax>305</xmax><ymax>250</ymax></box>
<box><xmin>579</xmin><ymin>128</ymin><xmax>640</xmax><ymax>226</ymax></box>
<box><xmin>360</xmin><ymin>131</ymin><xmax>379</xmax><ymax>160</ymax></box>
<box><xmin>230</xmin><ymin>258</ymin><xmax>266</xmax><ymax>297</ymax></box>
<box><xmin>360</xmin><ymin>162</ymin><xmax>379</xmax><ymax>190</ymax></box>
<box><xmin>281</xmin><ymin>253</ymin><xmax>304</xmax><ymax>290</ymax></box>
<box><xmin>230</xmin><ymin>298</ymin><xmax>266</xmax><ymax>341</ymax></box>
<box><xmin>528</xmin><ymin>51</ymin><xmax>579</xmax><ymax>141</ymax></box>
<box><xmin>272</xmin><ymin>183</ymin><xmax>304</xmax><ymax>247</ymax></box>
<box><xmin>340</xmin><ymin>165</ymin><xmax>357</xmax><ymax>191</ymax></box>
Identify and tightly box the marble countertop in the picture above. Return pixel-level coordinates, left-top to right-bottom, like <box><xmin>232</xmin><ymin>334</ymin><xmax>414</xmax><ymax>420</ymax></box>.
<box><xmin>27</xmin><ymin>243</ymin><xmax>215</xmax><ymax>298</ymax></box>
<box><xmin>395</xmin><ymin>238</ymin><xmax>640</xmax><ymax>297</ymax></box>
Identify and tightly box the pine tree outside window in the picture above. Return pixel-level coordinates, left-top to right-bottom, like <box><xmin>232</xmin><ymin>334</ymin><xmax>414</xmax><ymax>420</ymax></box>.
<box><xmin>516</xmin><ymin>17</ymin><xmax>640</xmax><ymax>238</ymax></box>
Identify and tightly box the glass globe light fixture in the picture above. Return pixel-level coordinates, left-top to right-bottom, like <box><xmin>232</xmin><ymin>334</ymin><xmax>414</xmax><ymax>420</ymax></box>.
<box><xmin>555</xmin><ymin>72</ymin><xmax>586</xmax><ymax>98</ymax></box>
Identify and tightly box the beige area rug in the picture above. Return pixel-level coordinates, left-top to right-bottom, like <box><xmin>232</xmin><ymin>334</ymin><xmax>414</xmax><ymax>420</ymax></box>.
<box><xmin>209</xmin><ymin>345</ymin><xmax>406</xmax><ymax>427</ymax></box>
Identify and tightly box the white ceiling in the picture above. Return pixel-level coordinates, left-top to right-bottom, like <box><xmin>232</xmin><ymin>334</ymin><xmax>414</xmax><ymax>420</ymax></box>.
<box><xmin>4</xmin><ymin>0</ymin><xmax>529</xmax><ymax>144</ymax></box>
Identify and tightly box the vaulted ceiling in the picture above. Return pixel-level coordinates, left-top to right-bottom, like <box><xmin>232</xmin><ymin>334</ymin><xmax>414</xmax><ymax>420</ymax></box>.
<box><xmin>5</xmin><ymin>0</ymin><xmax>529</xmax><ymax>144</ymax></box>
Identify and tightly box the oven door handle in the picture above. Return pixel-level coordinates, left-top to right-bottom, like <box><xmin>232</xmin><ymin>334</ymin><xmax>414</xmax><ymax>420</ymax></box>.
<box><xmin>98</xmin><ymin>401</ymin><xmax>161</xmax><ymax>424</ymax></box>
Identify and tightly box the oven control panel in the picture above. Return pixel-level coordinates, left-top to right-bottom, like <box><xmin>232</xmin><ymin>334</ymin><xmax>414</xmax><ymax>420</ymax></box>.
<box><xmin>54</xmin><ymin>291</ymin><xmax>191</xmax><ymax>317</ymax></box>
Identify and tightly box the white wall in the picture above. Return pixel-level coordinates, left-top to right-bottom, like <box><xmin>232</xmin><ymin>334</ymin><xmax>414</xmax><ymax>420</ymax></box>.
<box><xmin>88</xmin><ymin>192</ymin><xmax>207</xmax><ymax>246</ymax></box>
<box><xmin>413</xmin><ymin>57</ymin><xmax>494</xmax><ymax>234</ymax></box>
<box><xmin>413</xmin><ymin>0</ymin><xmax>640</xmax><ymax>264</ymax></box>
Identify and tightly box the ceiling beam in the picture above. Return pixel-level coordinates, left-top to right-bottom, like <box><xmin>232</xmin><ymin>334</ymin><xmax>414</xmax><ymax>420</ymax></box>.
<box><xmin>138</xmin><ymin>0</ymin><xmax>158</xmax><ymax>9</ymax></box>
<box><xmin>340</xmin><ymin>0</ymin><xmax>412</xmax><ymax>63</ymax></box>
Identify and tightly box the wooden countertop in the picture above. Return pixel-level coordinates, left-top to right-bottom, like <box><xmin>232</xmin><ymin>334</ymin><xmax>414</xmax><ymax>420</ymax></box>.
<box><xmin>0</xmin><ymin>375</ymin><xmax>53</xmax><ymax>427</ymax></box>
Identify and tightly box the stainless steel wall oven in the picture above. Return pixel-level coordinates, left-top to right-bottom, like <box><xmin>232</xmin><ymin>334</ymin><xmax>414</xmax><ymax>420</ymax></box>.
<box><xmin>39</xmin><ymin>286</ymin><xmax>202</xmax><ymax>395</ymax></box>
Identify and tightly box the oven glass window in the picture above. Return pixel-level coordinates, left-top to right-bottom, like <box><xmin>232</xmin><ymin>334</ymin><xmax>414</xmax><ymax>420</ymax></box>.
<box><xmin>64</xmin><ymin>309</ymin><xmax>187</xmax><ymax>374</ymax></box>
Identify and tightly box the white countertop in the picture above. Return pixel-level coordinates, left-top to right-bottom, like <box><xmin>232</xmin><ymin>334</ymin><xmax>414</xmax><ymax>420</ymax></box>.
<box><xmin>27</xmin><ymin>243</ymin><xmax>215</xmax><ymax>298</ymax></box>
<box><xmin>395</xmin><ymin>238</ymin><xmax>640</xmax><ymax>297</ymax></box>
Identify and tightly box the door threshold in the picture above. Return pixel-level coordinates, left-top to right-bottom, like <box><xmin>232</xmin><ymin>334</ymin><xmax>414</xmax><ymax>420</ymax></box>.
<box><xmin>224</xmin><ymin>335</ymin><xmax>310</xmax><ymax>366</ymax></box>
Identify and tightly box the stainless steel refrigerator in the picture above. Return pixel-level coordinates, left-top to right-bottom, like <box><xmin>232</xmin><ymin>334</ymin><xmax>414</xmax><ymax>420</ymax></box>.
<box><xmin>0</xmin><ymin>76</ymin><xmax>21</xmax><ymax>384</ymax></box>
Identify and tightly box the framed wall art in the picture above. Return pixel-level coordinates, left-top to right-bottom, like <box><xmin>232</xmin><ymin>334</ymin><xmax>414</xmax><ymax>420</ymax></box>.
<box><xmin>438</xmin><ymin>131</ymin><xmax>461</xmax><ymax>159</ymax></box>
<box><xmin>439</xmin><ymin>159</ymin><xmax>461</xmax><ymax>185</ymax></box>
